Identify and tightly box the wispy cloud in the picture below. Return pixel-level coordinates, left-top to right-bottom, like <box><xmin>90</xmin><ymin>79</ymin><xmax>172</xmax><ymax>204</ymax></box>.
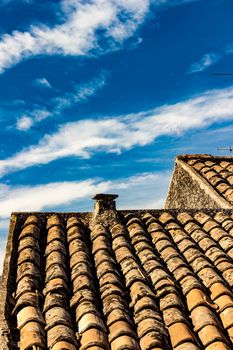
<box><xmin>188</xmin><ymin>53</ymin><xmax>221</xmax><ymax>73</ymax></box>
<box><xmin>16</xmin><ymin>115</ymin><xmax>34</xmax><ymax>131</ymax></box>
<box><xmin>16</xmin><ymin>72</ymin><xmax>106</xmax><ymax>130</ymax></box>
<box><xmin>0</xmin><ymin>0</ymin><xmax>201</xmax><ymax>74</ymax></box>
<box><xmin>0</xmin><ymin>180</ymin><xmax>108</xmax><ymax>217</ymax></box>
<box><xmin>52</xmin><ymin>73</ymin><xmax>107</xmax><ymax>111</ymax></box>
<box><xmin>0</xmin><ymin>169</ymin><xmax>171</xmax><ymax>273</ymax></box>
<box><xmin>0</xmin><ymin>0</ymin><xmax>151</xmax><ymax>73</ymax></box>
<box><xmin>34</xmin><ymin>77</ymin><xmax>52</xmax><ymax>89</ymax></box>
<box><xmin>0</xmin><ymin>171</ymin><xmax>170</xmax><ymax>218</ymax></box>
<box><xmin>3</xmin><ymin>85</ymin><xmax>233</xmax><ymax>176</ymax></box>
<box><xmin>188</xmin><ymin>43</ymin><xmax>233</xmax><ymax>73</ymax></box>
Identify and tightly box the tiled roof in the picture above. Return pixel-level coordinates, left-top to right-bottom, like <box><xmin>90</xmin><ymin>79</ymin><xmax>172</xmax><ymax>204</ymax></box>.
<box><xmin>182</xmin><ymin>155</ymin><xmax>233</xmax><ymax>206</ymax></box>
<box><xmin>2</xmin><ymin>199</ymin><xmax>233</xmax><ymax>350</ymax></box>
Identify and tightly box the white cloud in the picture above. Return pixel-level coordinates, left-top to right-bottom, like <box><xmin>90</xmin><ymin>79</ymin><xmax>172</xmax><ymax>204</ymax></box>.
<box><xmin>30</xmin><ymin>108</ymin><xmax>52</xmax><ymax>122</ymax></box>
<box><xmin>0</xmin><ymin>180</ymin><xmax>108</xmax><ymax>217</ymax></box>
<box><xmin>0</xmin><ymin>0</ymin><xmax>200</xmax><ymax>73</ymax></box>
<box><xmin>0</xmin><ymin>0</ymin><xmax>151</xmax><ymax>73</ymax></box>
<box><xmin>16</xmin><ymin>115</ymin><xmax>33</xmax><ymax>131</ymax></box>
<box><xmin>16</xmin><ymin>72</ymin><xmax>106</xmax><ymax>130</ymax></box>
<box><xmin>16</xmin><ymin>109</ymin><xmax>52</xmax><ymax>130</ymax></box>
<box><xmin>34</xmin><ymin>77</ymin><xmax>52</xmax><ymax>88</ymax></box>
<box><xmin>0</xmin><ymin>170</ymin><xmax>170</xmax><ymax>274</ymax></box>
<box><xmin>115</xmin><ymin>171</ymin><xmax>171</xmax><ymax>209</ymax></box>
<box><xmin>188</xmin><ymin>53</ymin><xmax>221</xmax><ymax>73</ymax></box>
<box><xmin>52</xmin><ymin>72</ymin><xmax>107</xmax><ymax>111</ymax></box>
<box><xmin>0</xmin><ymin>171</ymin><xmax>170</xmax><ymax>218</ymax></box>
<box><xmin>188</xmin><ymin>42</ymin><xmax>233</xmax><ymax>74</ymax></box>
<box><xmin>2</xmin><ymin>85</ymin><xmax>233</xmax><ymax>176</ymax></box>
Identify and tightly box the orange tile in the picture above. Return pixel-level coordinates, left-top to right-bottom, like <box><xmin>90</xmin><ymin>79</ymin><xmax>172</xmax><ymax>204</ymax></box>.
<box><xmin>80</xmin><ymin>328</ymin><xmax>108</xmax><ymax>349</ymax></box>
<box><xmin>169</xmin><ymin>322</ymin><xmax>196</xmax><ymax>348</ymax></box>
<box><xmin>186</xmin><ymin>288</ymin><xmax>211</xmax><ymax>311</ymax></box>
<box><xmin>210</xmin><ymin>283</ymin><xmax>232</xmax><ymax>300</ymax></box>
<box><xmin>198</xmin><ymin>325</ymin><xmax>226</xmax><ymax>347</ymax></box>
<box><xmin>19</xmin><ymin>321</ymin><xmax>46</xmax><ymax>350</ymax></box>
<box><xmin>111</xmin><ymin>335</ymin><xmax>140</xmax><ymax>350</ymax></box>
<box><xmin>206</xmin><ymin>342</ymin><xmax>231</xmax><ymax>350</ymax></box>
<box><xmin>51</xmin><ymin>341</ymin><xmax>77</xmax><ymax>350</ymax></box>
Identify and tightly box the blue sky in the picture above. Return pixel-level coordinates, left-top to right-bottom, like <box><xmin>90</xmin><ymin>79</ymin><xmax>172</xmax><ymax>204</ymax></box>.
<box><xmin>1</xmin><ymin>0</ymin><xmax>233</xmax><ymax>269</ymax></box>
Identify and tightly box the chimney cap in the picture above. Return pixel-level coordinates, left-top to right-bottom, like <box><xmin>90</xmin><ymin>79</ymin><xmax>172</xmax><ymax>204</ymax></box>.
<box><xmin>92</xmin><ymin>194</ymin><xmax>118</xmax><ymax>201</ymax></box>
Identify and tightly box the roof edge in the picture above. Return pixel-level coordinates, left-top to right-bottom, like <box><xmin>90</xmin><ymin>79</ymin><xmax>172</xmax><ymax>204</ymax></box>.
<box><xmin>177</xmin><ymin>154</ymin><xmax>233</xmax><ymax>160</ymax></box>
<box><xmin>0</xmin><ymin>213</ymin><xmax>18</xmax><ymax>348</ymax></box>
<box><xmin>176</xmin><ymin>158</ymin><xmax>233</xmax><ymax>209</ymax></box>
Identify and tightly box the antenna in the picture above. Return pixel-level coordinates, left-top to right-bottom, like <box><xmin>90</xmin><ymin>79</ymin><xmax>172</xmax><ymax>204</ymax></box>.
<box><xmin>213</xmin><ymin>73</ymin><xmax>233</xmax><ymax>76</ymax></box>
<box><xmin>217</xmin><ymin>147</ymin><xmax>233</xmax><ymax>153</ymax></box>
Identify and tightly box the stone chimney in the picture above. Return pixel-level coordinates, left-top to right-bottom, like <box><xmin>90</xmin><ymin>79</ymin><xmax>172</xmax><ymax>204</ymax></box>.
<box><xmin>92</xmin><ymin>194</ymin><xmax>118</xmax><ymax>215</ymax></box>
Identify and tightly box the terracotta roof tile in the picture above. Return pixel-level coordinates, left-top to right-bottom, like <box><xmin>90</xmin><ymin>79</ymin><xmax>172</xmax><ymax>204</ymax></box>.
<box><xmin>181</xmin><ymin>155</ymin><xmax>233</xmax><ymax>206</ymax></box>
<box><xmin>2</xmin><ymin>204</ymin><xmax>233</xmax><ymax>349</ymax></box>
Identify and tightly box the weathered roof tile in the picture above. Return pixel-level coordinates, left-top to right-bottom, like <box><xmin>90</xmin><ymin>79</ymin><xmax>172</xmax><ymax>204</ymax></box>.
<box><xmin>2</xmin><ymin>203</ymin><xmax>233</xmax><ymax>349</ymax></box>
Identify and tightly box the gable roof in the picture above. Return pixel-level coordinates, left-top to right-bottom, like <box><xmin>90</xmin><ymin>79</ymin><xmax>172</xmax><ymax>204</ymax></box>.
<box><xmin>1</xmin><ymin>195</ymin><xmax>233</xmax><ymax>350</ymax></box>
<box><xmin>166</xmin><ymin>155</ymin><xmax>233</xmax><ymax>210</ymax></box>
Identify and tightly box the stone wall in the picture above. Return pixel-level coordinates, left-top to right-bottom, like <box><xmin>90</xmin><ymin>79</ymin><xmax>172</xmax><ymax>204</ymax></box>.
<box><xmin>165</xmin><ymin>161</ymin><xmax>232</xmax><ymax>209</ymax></box>
<box><xmin>0</xmin><ymin>214</ymin><xmax>19</xmax><ymax>350</ymax></box>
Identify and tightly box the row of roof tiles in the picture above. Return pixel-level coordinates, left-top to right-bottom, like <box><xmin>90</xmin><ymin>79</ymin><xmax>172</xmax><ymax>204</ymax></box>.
<box><xmin>6</xmin><ymin>209</ymin><xmax>233</xmax><ymax>349</ymax></box>
<box><xmin>186</xmin><ymin>158</ymin><xmax>233</xmax><ymax>204</ymax></box>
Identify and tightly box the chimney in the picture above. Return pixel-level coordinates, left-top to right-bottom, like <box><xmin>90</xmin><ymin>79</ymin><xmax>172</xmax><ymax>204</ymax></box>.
<box><xmin>92</xmin><ymin>194</ymin><xmax>118</xmax><ymax>215</ymax></box>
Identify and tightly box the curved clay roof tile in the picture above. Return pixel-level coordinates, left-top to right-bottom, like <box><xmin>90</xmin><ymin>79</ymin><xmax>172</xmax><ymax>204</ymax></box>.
<box><xmin>17</xmin><ymin>306</ymin><xmax>45</xmax><ymax>330</ymax></box>
<box><xmin>107</xmin><ymin>308</ymin><xmax>133</xmax><ymax>327</ymax></box>
<box><xmin>43</xmin><ymin>293</ymin><xmax>67</xmax><ymax>313</ymax></box>
<box><xmin>45</xmin><ymin>250</ymin><xmax>66</xmax><ymax>271</ymax></box>
<box><xmin>78</xmin><ymin>313</ymin><xmax>106</xmax><ymax>334</ymax></box>
<box><xmin>19</xmin><ymin>321</ymin><xmax>46</xmax><ymax>350</ymax></box>
<box><xmin>159</xmin><ymin>212</ymin><xmax>175</xmax><ymax>225</ymax></box>
<box><xmin>73</xmin><ymin>274</ymin><xmax>95</xmax><ymax>293</ymax></box>
<box><xmin>47</xmin><ymin>226</ymin><xmax>66</xmax><ymax>243</ymax></box>
<box><xmin>70</xmin><ymin>250</ymin><xmax>90</xmax><ymax>269</ymax></box>
<box><xmin>15</xmin><ymin>276</ymin><xmax>39</xmax><ymax>299</ymax></box>
<box><xmin>177</xmin><ymin>212</ymin><xmax>194</xmax><ymax>225</ymax></box>
<box><xmin>66</xmin><ymin>216</ymin><xmax>84</xmax><ymax>230</ymax></box>
<box><xmin>71</xmin><ymin>262</ymin><xmax>92</xmax><ymax>281</ymax></box>
<box><xmin>45</xmin><ymin>264</ymin><xmax>68</xmax><ymax>283</ymax></box>
<box><xmin>22</xmin><ymin>215</ymin><xmax>41</xmax><ymax>228</ymax></box>
<box><xmin>17</xmin><ymin>247</ymin><xmax>40</xmax><ymax>266</ymax></box>
<box><xmin>108</xmin><ymin>320</ymin><xmax>137</xmax><ymax>342</ymax></box>
<box><xmin>51</xmin><ymin>341</ymin><xmax>77</xmax><ymax>350</ymax></box>
<box><xmin>110</xmin><ymin>335</ymin><xmax>140</xmax><ymax>350</ymax></box>
<box><xmin>16</xmin><ymin>262</ymin><xmax>41</xmax><ymax>283</ymax></box>
<box><xmin>47</xmin><ymin>214</ymin><xmax>64</xmax><ymax>229</ymax></box>
<box><xmin>45</xmin><ymin>240</ymin><xmax>67</xmax><ymax>257</ymax></box>
<box><xmin>79</xmin><ymin>328</ymin><xmax>109</xmax><ymax>350</ymax></box>
<box><xmin>70</xmin><ymin>288</ymin><xmax>95</xmax><ymax>309</ymax></box>
<box><xmin>12</xmin><ymin>292</ymin><xmax>39</xmax><ymax>315</ymax></box>
<box><xmin>173</xmin><ymin>266</ymin><xmax>196</xmax><ymax>284</ymax></box>
<box><xmin>18</xmin><ymin>236</ymin><xmax>39</xmax><ymax>252</ymax></box>
<box><xmin>47</xmin><ymin>324</ymin><xmax>77</xmax><ymax>349</ymax></box>
<box><xmin>45</xmin><ymin>306</ymin><xmax>72</xmax><ymax>331</ymax></box>
<box><xmin>19</xmin><ymin>224</ymin><xmax>40</xmax><ymax>240</ymax></box>
<box><xmin>43</xmin><ymin>277</ymin><xmax>68</xmax><ymax>296</ymax></box>
<box><xmin>67</xmin><ymin>226</ymin><xmax>85</xmax><ymax>244</ymax></box>
<box><xmin>137</xmin><ymin>317</ymin><xmax>168</xmax><ymax>339</ymax></box>
<box><xmin>75</xmin><ymin>301</ymin><xmax>101</xmax><ymax>323</ymax></box>
<box><xmin>168</xmin><ymin>322</ymin><xmax>197</xmax><ymax>348</ymax></box>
